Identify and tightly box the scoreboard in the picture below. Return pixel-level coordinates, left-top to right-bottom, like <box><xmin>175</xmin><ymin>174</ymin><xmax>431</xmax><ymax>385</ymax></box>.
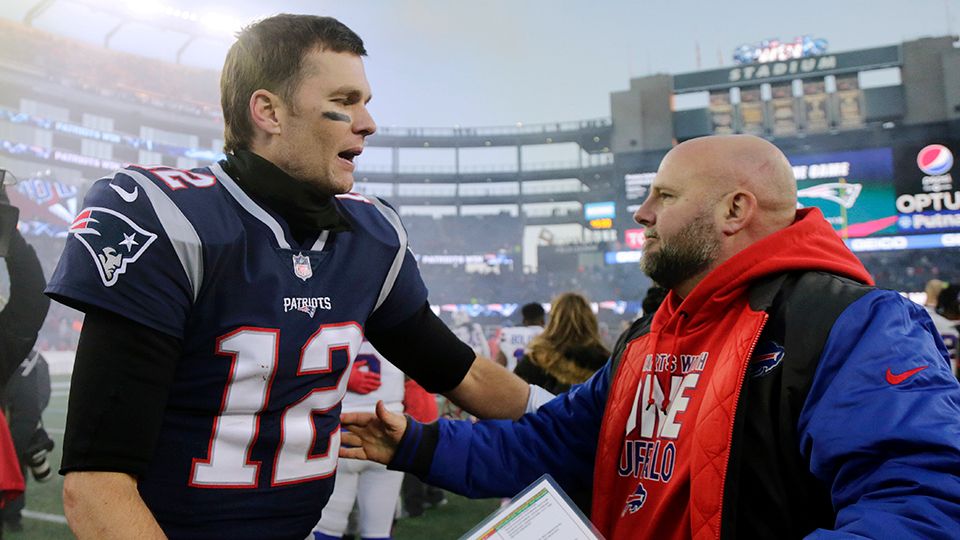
<box><xmin>618</xmin><ymin>138</ymin><xmax>960</xmax><ymax>251</ymax></box>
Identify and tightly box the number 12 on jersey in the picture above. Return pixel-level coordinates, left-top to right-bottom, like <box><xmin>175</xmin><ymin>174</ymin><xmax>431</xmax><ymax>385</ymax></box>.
<box><xmin>190</xmin><ymin>323</ymin><xmax>362</xmax><ymax>488</ymax></box>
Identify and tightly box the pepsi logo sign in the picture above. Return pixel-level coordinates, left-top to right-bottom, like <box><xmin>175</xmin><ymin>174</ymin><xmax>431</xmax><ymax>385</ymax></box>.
<box><xmin>917</xmin><ymin>144</ymin><xmax>953</xmax><ymax>176</ymax></box>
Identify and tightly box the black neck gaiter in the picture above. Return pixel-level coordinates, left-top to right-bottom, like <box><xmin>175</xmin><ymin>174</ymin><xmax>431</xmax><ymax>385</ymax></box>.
<box><xmin>221</xmin><ymin>150</ymin><xmax>350</xmax><ymax>245</ymax></box>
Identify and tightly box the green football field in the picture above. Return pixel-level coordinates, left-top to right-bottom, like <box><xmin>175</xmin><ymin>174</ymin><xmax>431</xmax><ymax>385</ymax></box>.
<box><xmin>7</xmin><ymin>375</ymin><xmax>499</xmax><ymax>540</ymax></box>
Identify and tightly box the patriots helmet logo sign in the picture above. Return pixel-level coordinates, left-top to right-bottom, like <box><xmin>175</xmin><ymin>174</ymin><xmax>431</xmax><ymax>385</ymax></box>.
<box><xmin>622</xmin><ymin>482</ymin><xmax>648</xmax><ymax>515</ymax></box>
<box><xmin>68</xmin><ymin>207</ymin><xmax>157</xmax><ymax>287</ymax></box>
<box><xmin>749</xmin><ymin>340</ymin><xmax>785</xmax><ymax>378</ymax></box>
<box><xmin>293</xmin><ymin>252</ymin><xmax>313</xmax><ymax>281</ymax></box>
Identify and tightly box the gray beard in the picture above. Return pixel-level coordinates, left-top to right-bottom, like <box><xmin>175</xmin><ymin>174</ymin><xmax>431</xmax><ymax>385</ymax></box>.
<box><xmin>640</xmin><ymin>213</ymin><xmax>720</xmax><ymax>290</ymax></box>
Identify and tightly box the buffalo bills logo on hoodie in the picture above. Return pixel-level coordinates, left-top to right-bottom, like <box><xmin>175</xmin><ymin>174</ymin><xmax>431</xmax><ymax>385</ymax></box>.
<box><xmin>68</xmin><ymin>207</ymin><xmax>157</xmax><ymax>287</ymax></box>
<box><xmin>749</xmin><ymin>340</ymin><xmax>785</xmax><ymax>378</ymax></box>
<box><xmin>622</xmin><ymin>482</ymin><xmax>648</xmax><ymax>515</ymax></box>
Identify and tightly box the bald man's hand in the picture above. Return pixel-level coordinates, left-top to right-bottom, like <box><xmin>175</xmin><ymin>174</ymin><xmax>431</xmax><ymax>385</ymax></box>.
<box><xmin>340</xmin><ymin>401</ymin><xmax>407</xmax><ymax>465</ymax></box>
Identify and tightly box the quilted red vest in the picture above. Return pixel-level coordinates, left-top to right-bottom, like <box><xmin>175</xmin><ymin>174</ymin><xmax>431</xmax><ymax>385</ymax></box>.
<box><xmin>590</xmin><ymin>208</ymin><xmax>872</xmax><ymax>539</ymax></box>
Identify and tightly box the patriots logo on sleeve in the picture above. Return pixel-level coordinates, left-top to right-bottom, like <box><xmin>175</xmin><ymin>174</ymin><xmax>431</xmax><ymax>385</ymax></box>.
<box><xmin>68</xmin><ymin>207</ymin><xmax>158</xmax><ymax>287</ymax></box>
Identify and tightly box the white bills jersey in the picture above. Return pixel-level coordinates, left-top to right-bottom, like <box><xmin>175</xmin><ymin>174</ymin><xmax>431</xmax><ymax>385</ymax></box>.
<box><xmin>342</xmin><ymin>341</ymin><xmax>405</xmax><ymax>414</ymax></box>
<box><xmin>498</xmin><ymin>325</ymin><xmax>543</xmax><ymax>372</ymax></box>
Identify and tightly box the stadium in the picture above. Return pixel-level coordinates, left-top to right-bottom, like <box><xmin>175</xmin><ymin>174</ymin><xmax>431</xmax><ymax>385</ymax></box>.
<box><xmin>0</xmin><ymin>1</ymin><xmax>958</xmax><ymax>538</ymax></box>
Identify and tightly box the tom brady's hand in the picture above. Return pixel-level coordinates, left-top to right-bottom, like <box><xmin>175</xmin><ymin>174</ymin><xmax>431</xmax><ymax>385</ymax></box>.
<box><xmin>339</xmin><ymin>401</ymin><xmax>407</xmax><ymax>465</ymax></box>
<box><xmin>346</xmin><ymin>360</ymin><xmax>381</xmax><ymax>394</ymax></box>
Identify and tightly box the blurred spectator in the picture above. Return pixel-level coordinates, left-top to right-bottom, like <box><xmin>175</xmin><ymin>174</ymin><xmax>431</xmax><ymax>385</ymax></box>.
<box><xmin>514</xmin><ymin>292</ymin><xmax>609</xmax><ymax>395</ymax></box>
<box><xmin>0</xmin><ymin>183</ymin><xmax>49</xmax><ymax>534</ymax></box>
<box><xmin>0</xmin><ymin>411</ymin><xmax>20</xmax><ymax>527</ymax></box>
<box><xmin>399</xmin><ymin>379</ymin><xmax>446</xmax><ymax>518</ymax></box>
<box><xmin>311</xmin><ymin>341</ymin><xmax>402</xmax><ymax>540</ymax></box>
<box><xmin>936</xmin><ymin>284</ymin><xmax>960</xmax><ymax>378</ymax></box>
<box><xmin>495</xmin><ymin>302</ymin><xmax>545</xmax><ymax>372</ymax></box>
<box><xmin>511</xmin><ymin>292</ymin><xmax>608</xmax><ymax>513</ymax></box>
<box><xmin>640</xmin><ymin>286</ymin><xmax>668</xmax><ymax>323</ymax></box>
<box><xmin>1</xmin><ymin>349</ymin><xmax>54</xmax><ymax>532</ymax></box>
<box><xmin>857</xmin><ymin>250</ymin><xmax>960</xmax><ymax>293</ymax></box>
<box><xmin>0</xmin><ymin>186</ymin><xmax>50</xmax><ymax>384</ymax></box>
<box><xmin>922</xmin><ymin>280</ymin><xmax>958</xmax><ymax>376</ymax></box>
<box><xmin>450</xmin><ymin>311</ymin><xmax>490</xmax><ymax>358</ymax></box>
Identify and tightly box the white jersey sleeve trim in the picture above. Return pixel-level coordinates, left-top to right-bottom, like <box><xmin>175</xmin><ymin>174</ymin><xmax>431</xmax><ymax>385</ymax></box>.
<box><xmin>368</xmin><ymin>197</ymin><xmax>408</xmax><ymax>313</ymax></box>
<box><xmin>122</xmin><ymin>168</ymin><xmax>204</xmax><ymax>302</ymax></box>
<box><xmin>209</xmin><ymin>162</ymin><xmax>292</xmax><ymax>250</ymax></box>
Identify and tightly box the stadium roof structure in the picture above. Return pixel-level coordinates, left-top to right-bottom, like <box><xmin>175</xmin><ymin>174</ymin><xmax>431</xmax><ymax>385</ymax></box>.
<box><xmin>3</xmin><ymin>0</ymin><xmax>247</xmax><ymax>67</ymax></box>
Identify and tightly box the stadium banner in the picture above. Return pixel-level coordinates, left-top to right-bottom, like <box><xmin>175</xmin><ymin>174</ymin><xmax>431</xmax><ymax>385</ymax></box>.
<box><xmin>791</xmin><ymin>147</ymin><xmax>898</xmax><ymax>238</ymax></box>
<box><xmin>893</xmin><ymin>140</ymin><xmax>960</xmax><ymax>234</ymax></box>
<box><xmin>8</xmin><ymin>178</ymin><xmax>81</xmax><ymax>237</ymax></box>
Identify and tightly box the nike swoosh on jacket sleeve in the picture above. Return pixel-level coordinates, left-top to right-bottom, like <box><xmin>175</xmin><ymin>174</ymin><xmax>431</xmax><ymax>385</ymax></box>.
<box><xmin>798</xmin><ymin>289</ymin><xmax>960</xmax><ymax>539</ymax></box>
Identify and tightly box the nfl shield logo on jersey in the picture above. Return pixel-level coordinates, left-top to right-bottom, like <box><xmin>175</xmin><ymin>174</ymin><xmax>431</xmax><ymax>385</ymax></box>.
<box><xmin>292</xmin><ymin>252</ymin><xmax>313</xmax><ymax>281</ymax></box>
<box><xmin>68</xmin><ymin>207</ymin><xmax>158</xmax><ymax>287</ymax></box>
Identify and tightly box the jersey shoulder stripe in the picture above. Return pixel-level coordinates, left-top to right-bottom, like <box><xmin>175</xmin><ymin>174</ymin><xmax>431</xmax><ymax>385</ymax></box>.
<box><xmin>116</xmin><ymin>167</ymin><xmax>204</xmax><ymax>302</ymax></box>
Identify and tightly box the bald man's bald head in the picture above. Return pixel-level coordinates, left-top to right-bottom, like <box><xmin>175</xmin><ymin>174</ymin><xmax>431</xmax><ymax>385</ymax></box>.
<box><xmin>634</xmin><ymin>135</ymin><xmax>800</xmax><ymax>295</ymax></box>
<box><xmin>662</xmin><ymin>135</ymin><xmax>798</xmax><ymax>231</ymax></box>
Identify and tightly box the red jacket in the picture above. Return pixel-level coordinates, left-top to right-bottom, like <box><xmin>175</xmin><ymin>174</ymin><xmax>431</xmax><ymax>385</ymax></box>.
<box><xmin>0</xmin><ymin>410</ymin><xmax>24</xmax><ymax>507</ymax></box>
<box><xmin>591</xmin><ymin>208</ymin><xmax>873</xmax><ymax>539</ymax></box>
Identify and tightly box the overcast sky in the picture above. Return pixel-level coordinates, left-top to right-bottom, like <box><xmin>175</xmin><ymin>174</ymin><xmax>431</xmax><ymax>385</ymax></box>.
<box><xmin>2</xmin><ymin>0</ymin><xmax>957</xmax><ymax>128</ymax></box>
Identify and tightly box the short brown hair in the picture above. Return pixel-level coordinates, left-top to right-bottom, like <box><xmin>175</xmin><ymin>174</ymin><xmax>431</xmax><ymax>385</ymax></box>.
<box><xmin>220</xmin><ymin>14</ymin><xmax>366</xmax><ymax>153</ymax></box>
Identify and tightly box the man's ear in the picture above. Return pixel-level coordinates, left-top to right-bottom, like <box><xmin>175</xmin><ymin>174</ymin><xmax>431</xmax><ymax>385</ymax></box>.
<box><xmin>249</xmin><ymin>89</ymin><xmax>283</xmax><ymax>136</ymax></box>
<box><xmin>720</xmin><ymin>191</ymin><xmax>757</xmax><ymax>236</ymax></box>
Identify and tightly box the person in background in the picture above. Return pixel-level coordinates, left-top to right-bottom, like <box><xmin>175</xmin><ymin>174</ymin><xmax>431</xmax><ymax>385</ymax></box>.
<box><xmin>0</xmin><ymin>412</ymin><xmax>21</xmax><ymax>540</ymax></box>
<box><xmin>397</xmin><ymin>378</ymin><xmax>446</xmax><ymax>518</ymax></box>
<box><xmin>311</xmin><ymin>341</ymin><xmax>402</xmax><ymax>540</ymax></box>
<box><xmin>513</xmin><ymin>293</ymin><xmax>608</xmax><ymax>395</ymax></box>
<box><xmin>1</xmin><ymin>349</ymin><xmax>55</xmax><ymax>532</ymax></box>
<box><xmin>340</xmin><ymin>134</ymin><xmax>960</xmax><ymax>539</ymax></box>
<box><xmin>639</xmin><ymin>286</ymin><xmax>668</xmax><ymax>325</ymax></box>
<box><xmin>495</xmin><ymin>302</ymin><xmax>545</xmax><ymax>372</ymax></box>
<box><xmin>450</xmin><ymin>311</ymin><xmax>490</xmax><ymax>359</ymax></box>
<box><xmin>935</xmin><ymin>284</ymin><xmax>960</xmax><ymax>378</ymax></box>
<box><xmin>0</xmin><ymin>183</ymin><xmax>49</xmax><ymax>394</ymax></box>
<box><xmin>0</xmin><ymin>181</ymin><xmax>50</xmax><ymax>536</ymax></box>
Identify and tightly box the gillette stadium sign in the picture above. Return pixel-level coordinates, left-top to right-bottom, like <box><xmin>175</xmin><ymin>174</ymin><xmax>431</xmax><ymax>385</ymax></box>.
<box><xmin>673</xmin><ymin>44</ymin><xmax>901</xmax><ymax>93</ymax></box>
<box><xmin>732</xmin><ymin>36</ymin><xmax>828</xmax><ymax>65</ymax></box>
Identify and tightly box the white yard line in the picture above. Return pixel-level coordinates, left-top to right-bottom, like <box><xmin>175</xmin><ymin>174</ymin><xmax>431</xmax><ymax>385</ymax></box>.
<box><xmin>22</xmin><ymin>509</ymin><xmax>68</xmax><ymax>524</ymax></box>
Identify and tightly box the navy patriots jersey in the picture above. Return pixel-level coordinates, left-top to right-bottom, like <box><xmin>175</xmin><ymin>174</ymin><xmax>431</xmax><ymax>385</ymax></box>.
<box><xmin>47</xmin><ymin>163</ymin><xmax>427</xmax><ymax>539</ymax></box>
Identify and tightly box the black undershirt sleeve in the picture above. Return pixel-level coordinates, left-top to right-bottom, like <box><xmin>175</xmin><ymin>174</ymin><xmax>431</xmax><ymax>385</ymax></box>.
<box><xmin>60</xmin><ymin>307</ymin><xmax>181</xmax><ymax>476</ymax></box>
<box><xmin>366</xmin><ymin>302</ymin><xmax>475</xmax><ymax>394</ymax></box>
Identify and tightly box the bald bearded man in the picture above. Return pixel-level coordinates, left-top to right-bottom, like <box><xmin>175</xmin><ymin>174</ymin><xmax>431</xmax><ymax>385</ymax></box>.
<box><xmin>341</xmin><ymin>135</ymin><xmax>960</xmax><ymax>539</ymax></box>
